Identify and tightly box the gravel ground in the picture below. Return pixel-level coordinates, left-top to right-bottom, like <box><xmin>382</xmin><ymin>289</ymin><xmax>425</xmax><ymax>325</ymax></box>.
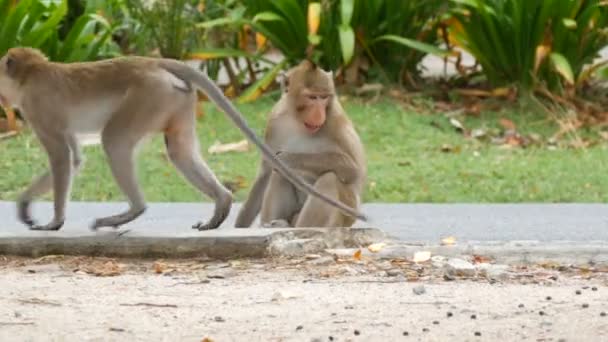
<box><xmin>0</xmin><ymin>256</ymin><xmax>607</xmax><ymax>342</ymax></box>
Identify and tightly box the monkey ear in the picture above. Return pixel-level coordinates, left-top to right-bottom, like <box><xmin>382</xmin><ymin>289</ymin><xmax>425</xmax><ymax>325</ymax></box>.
<box><xmin>5</xmin><ymin>56</ymin><xmax>15</xmax><ymax>76</ymax></box>
<box><xmin>278</xmin><ymin>71</ymin><xmax>289</xmax><ymax>93</ymax></box>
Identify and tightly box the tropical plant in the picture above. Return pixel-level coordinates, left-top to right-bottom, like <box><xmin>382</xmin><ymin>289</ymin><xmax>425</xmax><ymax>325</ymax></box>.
<box><xmin>123</xmin><ymin>0</ymin><xmax>203</xmax><ymax>59</ymax></box>
<box><xmin>447</xmin><ymin>0</ymin><xmax>608</xmax><ymax>93</ymax></box>
<box><xmin>0</xmin><ymin>0</ymin><xmax>119</xmax><ymax>61</ymax></box>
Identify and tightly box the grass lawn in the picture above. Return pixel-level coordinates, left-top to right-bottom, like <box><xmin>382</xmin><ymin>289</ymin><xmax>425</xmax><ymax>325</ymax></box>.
<box><xmin>2</xmin><ymin>95</ymin><xmax>608</xmax><ymax>203</ymax></box>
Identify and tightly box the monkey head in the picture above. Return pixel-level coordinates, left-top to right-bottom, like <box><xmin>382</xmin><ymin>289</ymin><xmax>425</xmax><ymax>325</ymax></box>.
<box><xmin>284</xmin><ymin>60</ymin><xmax>335</xmax><ymax>134</ymax></box>
<box><xmin>0</xmin><ymin>47</ymin><xmax>47</xmax><ymax>108</ymax></box>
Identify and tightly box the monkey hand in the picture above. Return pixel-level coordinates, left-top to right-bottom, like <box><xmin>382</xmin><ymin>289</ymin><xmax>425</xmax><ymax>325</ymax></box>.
<box><xmin>274</xmin><ymin>151</ymin><xmax>295</xmax><ymax>169</ymax></box>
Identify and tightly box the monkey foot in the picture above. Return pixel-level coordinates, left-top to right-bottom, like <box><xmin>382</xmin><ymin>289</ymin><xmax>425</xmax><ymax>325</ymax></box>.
<box><xmin>191</xmin><ymin>221</ymin><xmax>220</xmax><ymax>231</ymax></box>
<box><xmin>90</xmin><ymin>208</ymin><xmax>146</xmax><ymax>231</ymax></box>
<box><xmin>262</xmin><ymin>219</ymin><xmax>290</xmax><ymax>228</ymax></box>
<box><xmin>29</xmin><ymin>220</ymin><xmax>64</xmax><ymax>231</ymax></box>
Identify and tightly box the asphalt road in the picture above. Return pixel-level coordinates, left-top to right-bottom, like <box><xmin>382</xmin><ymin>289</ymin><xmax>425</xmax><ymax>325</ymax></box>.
<box><xmin>1</xmin><ymin>201</ymin><xmax>607</xmax><ymax>243</ymax></box>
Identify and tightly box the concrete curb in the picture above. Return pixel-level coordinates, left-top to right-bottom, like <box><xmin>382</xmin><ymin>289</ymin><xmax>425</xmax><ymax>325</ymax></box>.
<box><xmin>0</xmin><ymin>227</ymin><xmax>388</xmax><ymax>259</ymax></box>
<box><xmin>1</xmin><ymin>221</ymin><xmax>606</xmax><ymax>264</ymax></box>
<box><xmin>329</xmin><ymin>240</ymin><xmax>608</xmax><ymax>265</ymax></box>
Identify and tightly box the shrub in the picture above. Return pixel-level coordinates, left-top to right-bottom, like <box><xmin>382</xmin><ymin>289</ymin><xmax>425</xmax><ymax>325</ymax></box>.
<box><xmin>448</xmin><ymin>0</ymin><xmax>608</xmax><ymax>93</ymax></box>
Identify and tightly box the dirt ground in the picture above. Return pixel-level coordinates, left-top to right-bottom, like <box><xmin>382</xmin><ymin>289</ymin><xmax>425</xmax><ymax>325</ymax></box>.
<box><xmin>0</xmin><ymin>255</ymin><xmax>607</xmax><ymax>342</ymax></box>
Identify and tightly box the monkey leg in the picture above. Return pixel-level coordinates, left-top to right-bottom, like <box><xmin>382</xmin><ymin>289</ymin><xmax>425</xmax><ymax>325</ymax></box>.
<box><xmin>259</xmin><ymin>170</ymin><xmax>300</xmax><ymax>227</ymax></box>
<box><xmin>294</xmin><ymin>172</ymin><xmax>357</xmax><ymax>228</ymax></box>
<box><xmin>90</xmin><ymin>128</ymin><xmax>147</xmax><ymax>230</ymax></box>
<box><xmin>23</xmin><ymin>133</ymin><xmax>79</xmax><ymax>231</ymax></box>
<box><xmin>164</xmin><ymin>115</ymin><xmax>233</xmax><ymax>231</ymax></box>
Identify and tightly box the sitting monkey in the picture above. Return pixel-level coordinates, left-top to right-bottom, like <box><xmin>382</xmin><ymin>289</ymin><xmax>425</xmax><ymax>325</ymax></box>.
<box><xmin>236</xmin><ymin>60</ymin><xmax>366</xmax><ymax>228</ymax></box>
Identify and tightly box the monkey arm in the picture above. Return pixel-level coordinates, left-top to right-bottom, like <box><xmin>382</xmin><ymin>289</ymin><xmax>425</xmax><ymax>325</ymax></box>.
<box><xmin>235</xmin><ymin>162</ymin><xmax>272</xmax><ymax>227</ymax></box>
<box><xmin>278</xmin><ymin>151</ymin><xmax>360</xmax><ymax>184</ymax></box>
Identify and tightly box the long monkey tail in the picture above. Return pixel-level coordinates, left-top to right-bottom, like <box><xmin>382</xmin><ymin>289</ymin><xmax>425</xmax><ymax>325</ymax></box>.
<box><xmin>159</xmin><ymin>59</ymin><xmax>368</xmax><ymax>222</ymax></box>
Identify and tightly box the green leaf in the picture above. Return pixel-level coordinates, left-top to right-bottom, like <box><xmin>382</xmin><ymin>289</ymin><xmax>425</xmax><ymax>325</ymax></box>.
<box><xmin>252</xmin><ymin>12</ymin><xmax>284</xmax><ymax>23</ymax></box>
<box><xmin>187</xmin><ymin>48</ymin><xmax>251</xmax><ymax>60</ymax></box>
<box><xmin>375</xmin><ymin>34</ymin><xmax>450</xmax><ymax>57</ymax></box>
<box><xmin>22</xmin><ymin>0</ymin><xmax>68</xmax><ymax>48</ymax></box>
<box><xmin>549</xmin><ymin>52</ymin><xmax>574</xmax><ymax>85</ymax></box>
<box><xmin>562</xmin><ymin>18</ymin><xmax>577</xmax><ymax>29</ymax></box>
<box><xmin>338</xmin><ymin>25</ymin><xmax>355</xmax><ymax>64</ymax></box>
<box><xmin>238</xmin><ymin>59</ymin><xmax>288</xmax><ymax>104</ymax></box>
<box><xmin>196</xmin><ymin>17</ymin><xmax>242</xmax><ymax>29</ymax></box>
<box><xmin>308</xmin><ymin>34</ymin><xmax>321</xmax><ymax>46</ymax></box>
<box><xmin>340</xmin><ymin>0</ymin><xmax>354</xmax><ymax>25</ymax></box>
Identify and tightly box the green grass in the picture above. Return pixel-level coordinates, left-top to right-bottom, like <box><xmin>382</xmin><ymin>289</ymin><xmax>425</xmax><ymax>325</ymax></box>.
<box><xmin>2</xmin><ymin>95</ymin><xmax>608</xmax><ymax>203</ymax></box>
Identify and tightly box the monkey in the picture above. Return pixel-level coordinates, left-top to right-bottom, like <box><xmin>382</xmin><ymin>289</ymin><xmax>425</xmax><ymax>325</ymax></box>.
<box><xmin>235</xmin><ymin>60</ymin><xmax>366</xmax><ymax>228</ymax></box>
<box><xmin>0</xmin><ymin>47</ymin><xmax>367</xmax><ymax>232</ymax></box>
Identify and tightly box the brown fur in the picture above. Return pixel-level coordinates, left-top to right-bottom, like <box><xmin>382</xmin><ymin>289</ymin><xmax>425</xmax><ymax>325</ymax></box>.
<box><xmin>0</xmin><ymin>47</ymin><xmax>366</xmax><ymax>231</ymax></box>
<box><xmin>235</xmin><ymin>61</ymin><xmax>366</xmax><ymax>228</ymax></box>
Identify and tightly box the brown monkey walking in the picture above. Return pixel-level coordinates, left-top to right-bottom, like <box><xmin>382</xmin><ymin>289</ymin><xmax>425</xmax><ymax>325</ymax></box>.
<box><xmin>0</xmin><ymin>47</ymin><xmax>366</xmax><ymax>231</ymax></box>
<box><xmin>235</xmin><ymin>60</ymin><xmax>366</xmax><ymax>228</ymax></box>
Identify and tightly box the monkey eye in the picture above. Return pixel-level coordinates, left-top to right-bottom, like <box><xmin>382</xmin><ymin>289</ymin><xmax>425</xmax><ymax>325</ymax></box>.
<box><xmin>319</xmin><ymin>95</ymin><xmax>330</xmax><ymax>100</ymax></box>
<box><xmin>307</xmin><ymin>95</ymin><xmax>319</xmax><ymax>100</ymax></box>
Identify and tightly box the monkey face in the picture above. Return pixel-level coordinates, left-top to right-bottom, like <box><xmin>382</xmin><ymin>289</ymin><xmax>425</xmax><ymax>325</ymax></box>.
<box><xmin>286</xmin><ymin>61</ymin><xmax>336</xmax><ymax>135</ymax></box>
<box><xmin>0</xmin><ymin>52</ymin><xmax>23</xmax><ymax>108</ymax></box>
<box><xmin>297</xmin><ymin>89</ymin><xmax>331</xmax><ymax>134</ymax></box>
<box><xmin>0</xmin><ymin>55</ymin><xmax>13</xmax><ymax>107</ymax></box>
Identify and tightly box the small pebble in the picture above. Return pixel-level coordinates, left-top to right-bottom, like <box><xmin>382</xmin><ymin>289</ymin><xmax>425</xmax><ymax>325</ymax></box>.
<box><xmin>470</xmin><ymin>314</ymin><xmax>477</xmax><ymax>320</ymax></box>
<box><xmin>328</xmin><ymin>336</ymin><xmax>334</xmax><ymax>341</ymax></box>
<box><xmin>539</xmin><ymin>311</ymin><xmax>546</xmax><ymax>316</ymax></box>
<box><xmin>413</xmin><ymin>285</ymin><xmax>426</xmax><ymax>295</ymax></box>
<box><xmin>354</xmin><ymin>330</ymin><xmax>360</xmax><ymax>336</ymax></box>
<box><xmin>403</xmin><ymin>331</ymin><xmax>409</xmax><ymax>336</ymax></box>
<box><xmin>214</xmin><ymin>316</ymin><xmax>225</xmax><ymax>322</ymax></box>
<box><xmin>345</xmin><ymin>305</ymin><xmax>354</xmax><ymax>310</ymax></box>
<box><xmin>592</xmin><ymin>287</ymin><xmax>598</xmax><ymax>291</ymax></box>
<box><xmin>474</xmin><ymin>332</ymin><xmax>482</xmax><ymax>336</ymax></box>
<box><xmin>575</xmin><ymin>290</ymin><xmax>582</xmax><ymax>295</ymax></box>
<box><xmin>600</xmin><ymin>312</ymin><xmax>606</xmax><ymax>317</ymax></box>
<box><xmin>582</xmin><ymin>303</ymin><xmax>589</xmax><ymax>309</ymax></box>
<box><xmin>546</xmin><ymin>296</ymin><xmax>552</xmax><ymax>301</ymax></box>
<box><xmin>447</xmin><ymin>312</ymin><xmax>453</xmax><ymax>318</ymax></box>
<box><xmin>518</xmin><ymin>304</ymin><xmax>525</xmax><ymax>308</ymax></box>
<box><xmin>583</xmin><ymin>286</ymin><xmax>589</xmax><ymax>290</ymax></box>
<box><xmin>422</xmin><ymin>328</ymin><xmax>429</xmax><ymax>333</ymax></box>
<box><xmin>433</xmin><ymin>321</ymin><xmax>439</xmax><ymax>325</ymax></box>
<box><xmin>296</xmin><ymin>325</ymin><xmax>303</xmax><ymax>331</ymax></box>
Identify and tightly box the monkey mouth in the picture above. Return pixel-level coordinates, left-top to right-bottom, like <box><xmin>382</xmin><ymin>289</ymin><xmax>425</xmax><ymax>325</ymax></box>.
<box><xmin>304</xmin><ymin>122</ymin><xmax>321</xmax><ymax>133</ymax></box>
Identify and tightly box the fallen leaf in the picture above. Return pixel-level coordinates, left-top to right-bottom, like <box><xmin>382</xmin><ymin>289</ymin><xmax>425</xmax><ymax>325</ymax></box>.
<box><xmin>208</xmin><ymin>140</ymin><xmax>249</xmax><ymax>154</ymax></box>
<box><xmin>222</xmin><ymin>175</ymin><xmax>248</xmax><ymax>192</ymax></box>
<box><xmin>153</xmin><ymin>261</ymin><xmax>167</xmax><ymax>274</ymax></box>
<box><xmin>449</xmin><ymin>118</ymin><xmax>465</xmax><ymax>131</ymax></box>
<box><xmin>472</xmin><ymin>255</ymin><xmax>493</xmax><ymax>264</ymax></box>
<box><xmin>353</xmin><ymin>249</ymin><xmax>362</xmax><ymax>261</ymax></box>
<box><xmin>413</xmin><ymin>251</ymin><xmax>431</xmax><ymax>263</ymax></box>
<box><xmin>499</xmin><ymin>118</ymin><xmax>516</xmax><ymax>131</ymax></box>
<box><xmin>440</xmin><ymin>236</ymin><xmax>457</xmax><ymax>246</ymax></box>
<box><xmin>201</xmin><ymin>338</ymin><xmax>215</xmax><ymax>342</ymax></box>
<box><xmin>87</xmin><ymin>260</ymin><xmax>123</xmax><ymax>277</ymax></box>
<box><xmin>367</xmin><ymin>243</ymin><xmax>386</xmax><ymax>253</ymax></box>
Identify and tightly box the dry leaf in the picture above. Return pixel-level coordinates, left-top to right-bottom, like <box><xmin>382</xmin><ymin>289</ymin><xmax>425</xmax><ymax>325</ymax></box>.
<box><xmin>413</xmin><ymin>251</ymin><xmax>431</xmax><ymax>263</ymax></box>
<box><xmin>440</xmin><ymin>236</ymin><xmax>457</xmax><ymax>246</ymax></box>
<box><xmin>449</xmin><ymin>118</ymin><xmax>465</xmax><ymax>131</ymax></box>
<box><xmin>472</xmin><ymin>255</ymin><xmax>493</xmax><ymax>264</ymax></box>
<box><xmin>208</xmin><ymin>140</ymin><xmax>249</xmax><ymax>154</ymax></box>
<box><xmin>201</xmin><ymin>338</ymin><xmax>214</xmax><ymax>342</ymax></box>
<box><xmin>153</xmin><ymin>261</ymin><xmax>167</xmax><ymax>274</ymax></box>
<box><xmin>353</xmin><ymin>249</ymin><xmax>362</xmax><ymax>261</ymax></box>
<box><xmin>499</xmin><ymin>118</ymin><xmax>516</xmax><ymax>131</ymax></box>
<box><xmin>367</xmin><ymin>242</ymin><xmax>386</xmax><ymax>253</ymax></box>
<box><xmin>88</xmin><ymin>260</ymin><xmax>123</xmax><ymax>277</ymax></box>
